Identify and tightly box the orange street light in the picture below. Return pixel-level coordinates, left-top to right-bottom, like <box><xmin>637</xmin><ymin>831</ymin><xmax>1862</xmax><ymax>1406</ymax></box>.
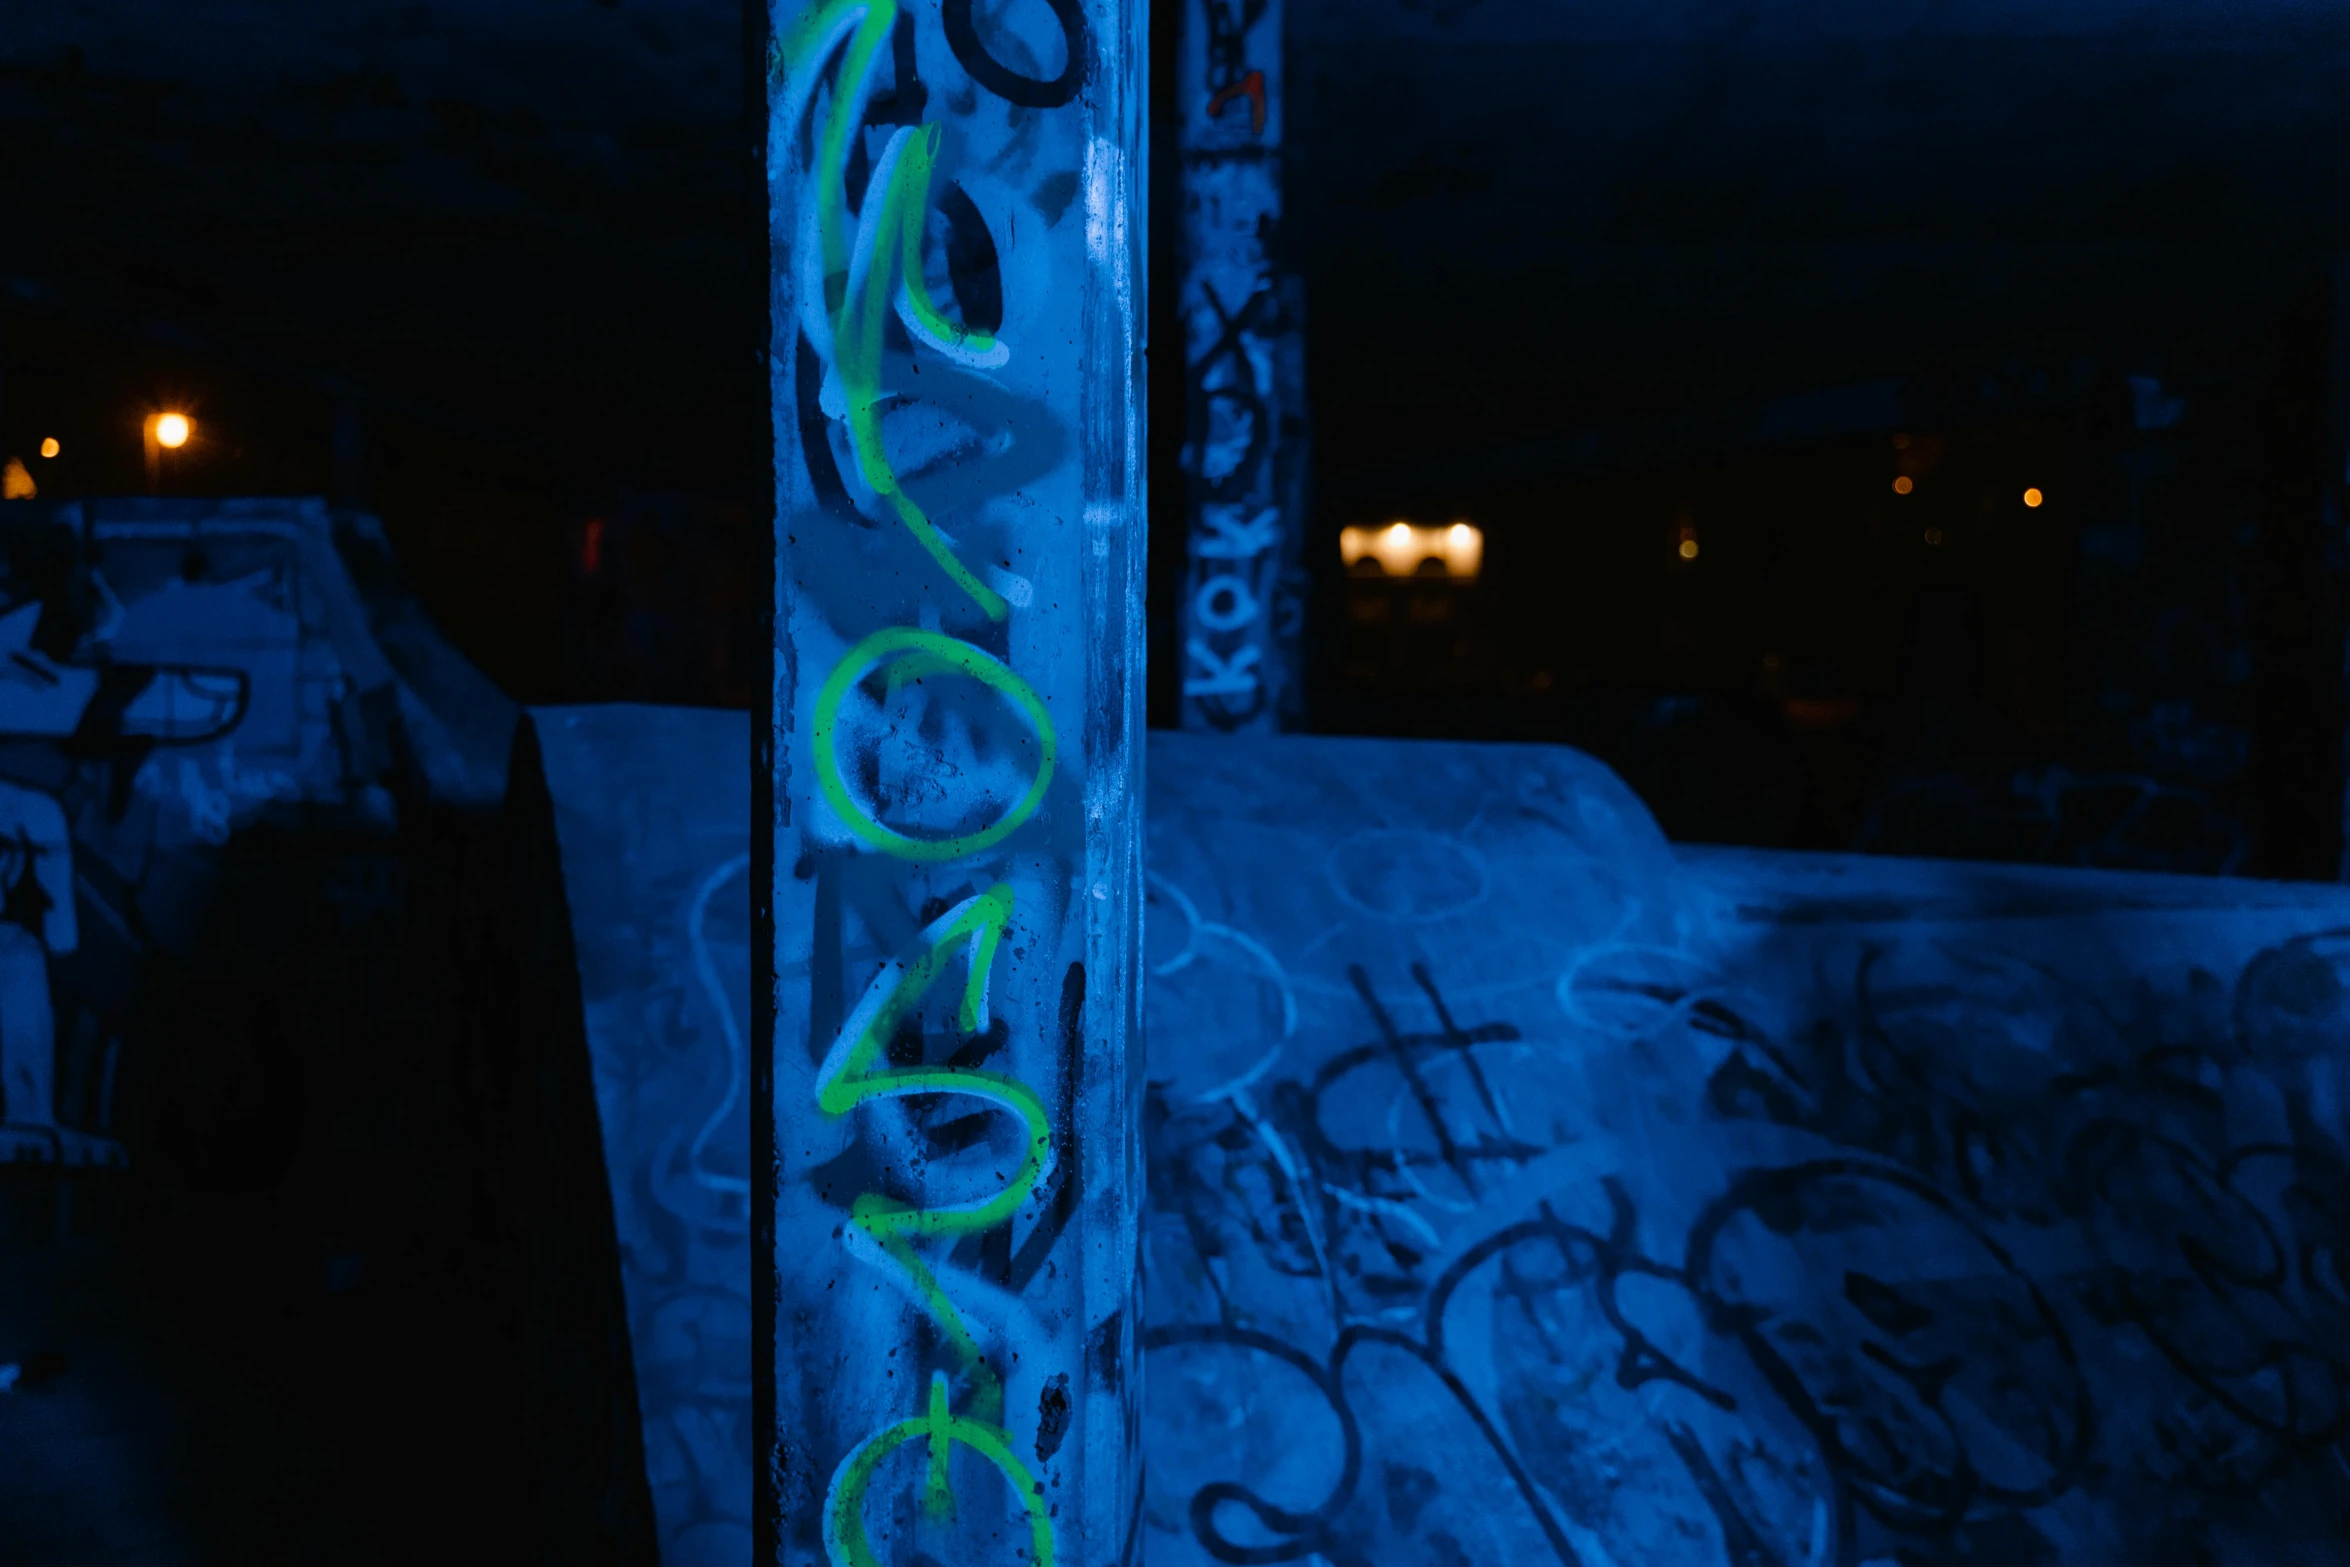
<box><xmin>144</xmin><ymin>411</ymin><xmax>196</xmax><ymax>494</ymax></box>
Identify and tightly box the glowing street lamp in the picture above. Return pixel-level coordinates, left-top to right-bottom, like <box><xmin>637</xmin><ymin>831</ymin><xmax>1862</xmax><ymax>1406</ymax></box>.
<box><xmin>143</xmin><ymin>410</ymin><xmax>194</xmax><ymax>494</ymax></box>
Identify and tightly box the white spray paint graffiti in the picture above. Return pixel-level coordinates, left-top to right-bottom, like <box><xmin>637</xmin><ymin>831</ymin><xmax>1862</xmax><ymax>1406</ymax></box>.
<box><xmin>1179</xmin><ymin>0</ymin><xmax>1308</xmax><ymax>732</ymax></box>
<box><xmin>772</xmin><ymin>0</ymin><xmax>1146</xmax><ymax>1561</ymax></box>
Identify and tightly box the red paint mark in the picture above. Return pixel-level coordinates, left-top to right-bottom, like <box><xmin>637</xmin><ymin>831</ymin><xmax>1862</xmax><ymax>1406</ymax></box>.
<box><xmin>1207</xmin><ymin>70</ymin><xmax>1266</xmax><ymax>139</ymax></box>
<box><xmin>581</xmin><ymin>517</ymin><xmax>605</xmax><ymax>575</ymax></box>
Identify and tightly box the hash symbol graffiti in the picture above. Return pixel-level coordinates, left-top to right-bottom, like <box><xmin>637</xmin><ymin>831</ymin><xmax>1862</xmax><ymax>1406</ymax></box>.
<box><xmin>1144</xmin><ymin>931</ymin><xmax>2350</xmax><ymax>1566</ymax></box>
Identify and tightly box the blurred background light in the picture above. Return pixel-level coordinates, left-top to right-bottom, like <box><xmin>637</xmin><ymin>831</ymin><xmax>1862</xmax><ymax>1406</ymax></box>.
<box><xmin>1340</xmin><ymin>520</ymin><xmax>1484</xmax><ymax>580</ymax></box>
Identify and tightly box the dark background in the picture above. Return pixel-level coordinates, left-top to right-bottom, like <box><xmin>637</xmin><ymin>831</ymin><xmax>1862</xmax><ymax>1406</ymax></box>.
<box><xmin>11</xmin><ymin>0</ymin><xmax>2346</xmax><ymax>874</ymax></box>
<box><xmin>1278</xmin><ymin>0</ymin><xmax>2350</xmax><ymax>879</ymax></box>
<box><xmin>0</xmin><ymin>4</ymin><xmax>764</xmax><ymax>1559</ymax></box>
<box><xmin>0</xmin><ymin>0</ymin><xmax>762</xmax><ymax>707</ymax></box>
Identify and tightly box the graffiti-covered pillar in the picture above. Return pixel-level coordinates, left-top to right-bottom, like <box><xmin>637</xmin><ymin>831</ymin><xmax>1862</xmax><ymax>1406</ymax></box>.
<box><xmin>767</xmin><ymin>2</ymin><xmax>1147</xmax><ymax>1564</ymax></box>
<box><xmin>1177</xmin><ymin>0</ymin><xmax>1308</xmax><ymax>732</ymax></box>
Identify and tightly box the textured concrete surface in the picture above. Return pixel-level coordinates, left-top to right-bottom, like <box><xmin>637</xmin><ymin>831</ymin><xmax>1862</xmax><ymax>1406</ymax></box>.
<box><xmin>541</xmin><ymin>712</ymin><xmax>2350</xmax><ymax>1563</ymax></box>
<box><xmin>1143</xmin><ymin>731</ymin><xmax>2350</xmax><ymax>1564</ymax></box>
<box><xmin>14</xmin><ymin>713</ymin><xmax>2350</xmax><ymax>1563</ymax></box>
<box><xmin>531</xmin><ymin>705</ymin><xmax>753</xmax><ymax>1567</ymax></box>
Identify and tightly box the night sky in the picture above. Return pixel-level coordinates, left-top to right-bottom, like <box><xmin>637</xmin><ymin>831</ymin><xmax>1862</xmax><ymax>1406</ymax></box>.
<box><xmin>0</xmin><ymin>0</ymin><xmax>762</xmax><ymax>701</ymax></box>
<box><xmin>9</xmin><ymin>0</ymin><xmax>2350</xmax><ymax>858</ymax></box>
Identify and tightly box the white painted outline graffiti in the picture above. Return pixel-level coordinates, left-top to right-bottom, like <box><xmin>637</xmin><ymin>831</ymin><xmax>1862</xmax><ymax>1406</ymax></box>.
<box><xmin>776</xmin><ymin>0</ymin><xmax>1136</xmax><ymax>1561</ymax></box>
<box><xmin>1178</xmin><ymin>0</ymin><xmax>1302</xmax><ymax>733</ymax></box>
<box><xmin>1145</xmin><ymin>933</ymin><xmax>2350</xmax><ymax>1565</ymax></box>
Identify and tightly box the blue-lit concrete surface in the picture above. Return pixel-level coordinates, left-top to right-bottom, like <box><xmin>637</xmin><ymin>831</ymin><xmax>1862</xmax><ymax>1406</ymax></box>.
<box><xmin>1141</xmin><ymin>735</ymin><xmax>2350</xmax><ymax>1566</ymax></box>
<box><xmin>2</xmin><ymin>505</ymin><xmax>2344</xmax><ymax>1558</ymax></box>
<box><xmin>0</xmin><ymin>495</ymin><xmax>531</xmax><ymax>1563</ymax></box>
<box><xmin>11</xmin><ymin>690</ymin><xmax>2347</xmax><ymax>1561</ymax></box>
<box><xmin>528</xmin><ymin>705</ymin><xmax>753</xmax><ymax>1567</ymax></box>
<box><xmin>0</xmin><ymin>498</ymin><xmax>511</xmax><ymax>1163</ymax></box>
<box><xmin>769</xmin><ymin>0</ymin><xmax>1150</xmax><ymax>1561</ymax></box>
<box><xmin>513</xmin><ymin>715</ymin><xmax>2350</xmax><ymax>1562</ymax></box>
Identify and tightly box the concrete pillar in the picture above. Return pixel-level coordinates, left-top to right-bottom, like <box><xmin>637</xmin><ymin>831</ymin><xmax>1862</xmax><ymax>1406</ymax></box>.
<box><xmin>768</xmin><ymin>2</ymin><xmax>1147</xmax><ymax>1564</ymax></box>
<box><xmin>1176</xmin><ymin>0</ymin><xmax>1308</xmax><ymax>732</ymax></box>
